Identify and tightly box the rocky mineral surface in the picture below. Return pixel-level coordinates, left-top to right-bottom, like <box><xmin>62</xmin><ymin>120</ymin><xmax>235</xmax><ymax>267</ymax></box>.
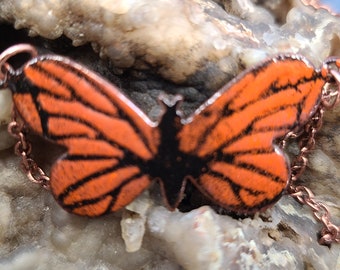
<box><xmin>0</xmin><ymin>0</ymin><xmax>339</xmax><ymax>269</ymax></box>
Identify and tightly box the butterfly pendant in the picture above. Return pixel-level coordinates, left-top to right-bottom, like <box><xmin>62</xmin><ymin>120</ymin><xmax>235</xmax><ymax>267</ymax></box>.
<box><xmin>2</xmin><ymin>45</ymin><xmax>328</xmax><ymax>217</ymax></box>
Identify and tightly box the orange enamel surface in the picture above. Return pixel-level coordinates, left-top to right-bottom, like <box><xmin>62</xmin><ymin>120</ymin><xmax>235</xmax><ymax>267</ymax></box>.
<box><xmin>13</xmin><ymin>94</ymin><xmax>43</xmax><ymax>134</ymax></box>
<box><xmin>179</xmin><ymin>58</ymin><xmax>323</xmax><ymax>159</ymax></box>
<box><xmin>54</xmin><ymin>58</ymin><xmax>158</xmax><ymax>155</ymax></box>
<box><xmin>47</xmin><ymin>116</ymin><xmax>97</xmax><ymax>138</ymax></box>
<box><xmin>179</xmin><ymin>115</ymin><xmax>234</xmax><ymax>157</ymax></box>
<box><xmin>111</xmin><ymin>175</ymin><xmax>151</xmax><ymax>211</ymax></box>
<box><xmin>196</xmin><ymin>116</ymin><xmax>240</xmax><ymax>156</ymax></box>
<box><xmin>226</xmin><ymin>72</ymin><xmax>269</xmax><ymax>111</ymax></box>
<box><xmin>253</xmin><ymin>107</ymin><xmax>297</xmax><ymax>131</ymax></box>
<box><xmin>250</xmin><ymin>88</ymin><xmax>307</xmax><ymax>114</ymax></box>
<box><xmin>177</xmin><ymin>108</ymin><xmax>221</xmax><ymax>155</ymax></box>
<box><xmin>58</xmin><ymin>137</ymin><xmax>124</xmax><ymax>157</ymax></box>
<box><xmin>15</xmin><ymin>57</ymin><xmax>162</xmax><ymax>216</ymax></box>
<box><xmin>72</xmin><ymin>196</ymin><xmax>112</xmax><ymax>216</ymax></box>
<box><xmin>235</xmin><ymin>152</ymin><xmax>289</xmax><ymax>180</ymax></box>
<box><xmin>106</xmin><ymin>94</ymin><xmax>160</xmax><ymax>155</ymax></box>
<box><xmin>223</xmin><ymin>131</ymin><xmax>275</xmax><ymax>154</ymax></box>
<box><xmin>63</xmin><ymin>166</ymin><xmax>143</xmax><ymax>205</ymax></box>
<box><xmin>15</xmin><ymin>55</ymin><xmax>326</xmax><ymax>215</ymax></box>
<box><xmin>228</xmin><ymin>60</ymin><xmax>315</xmax><ymax>111</ymax></box>
<box><xmin>50</xmin><ymin>159</ymin><xmax>118</xmax><ymax>197</ymax></box>
<box><xmin>239</xmin><ymin>190</ymin><xmax>267</xmax><ymax>207</ymax></box>
<box><xmin>210</xmin><ymin>162</ymin><xmax>286</xmax><ymax>194</ymax></box>
<box><xmin>202</xmin><ymin>88</ymin><xmax>305</xmax><ymax>155</ymax></box>
<box><xmin>298</xmin><ymin>79</ymin><xmax>324</xmax><ymax>121</ymax></box>
<box><xmin>263</xmin><ymin>60</ymin><xmax>314</xmax><ymax>89</ymax></box>
<box><xmin>36</xmin><ymin>61</ymin><xmax>118</xmax><ymax>115</ymax></box>
<box><xmin>81</xmin><ymin>67</ymin><xmax>159</xmax><ymax>155</ymax></box>
<box><xmin>197</xmin><ymin>174</ymin><xmax>240</xmax><ymax>206</ymax></box>
<box><xmin>24</xmin><ymin>65</ymin><xmax>71</xmax><ymax>98</ymax></box>
<box><xmin>26</xmin><ymin>58</ymin><xmax>159</xmax><ymax>156</ymax></box>
<box><xmin>37</xmin><ymin>93</ymin><xmax>154</xmax><ymax>160</ymax></box>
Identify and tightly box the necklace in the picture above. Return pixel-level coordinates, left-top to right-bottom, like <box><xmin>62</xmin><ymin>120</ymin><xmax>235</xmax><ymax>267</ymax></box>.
<box><xmin>0</xmin><ymin>43</ymin><xmax>339</xmax><ymax>245</ymax></box>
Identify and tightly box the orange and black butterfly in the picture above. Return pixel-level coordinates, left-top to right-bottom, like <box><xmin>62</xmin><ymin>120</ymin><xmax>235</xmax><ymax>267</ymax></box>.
<box><xmin>7</xmin><ymin>51</ymin><xmax>325</xmax><ymax>217</ymax></box>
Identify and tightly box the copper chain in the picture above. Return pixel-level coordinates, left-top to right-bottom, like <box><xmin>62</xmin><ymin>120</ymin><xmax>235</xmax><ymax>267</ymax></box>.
<box><xmin>286</xmin><ymin>71</ymin><xmax>340</xmax><ymax>246</ymax></box>
<box><xmin>0</xmin><ymin>45</ymin><xmax>49</xmax><ymax>189</ymax></box>
<box><xmin>7</xmin><ymin>110</ymin><xmax>50</xmax><ymax>190</ymax></box>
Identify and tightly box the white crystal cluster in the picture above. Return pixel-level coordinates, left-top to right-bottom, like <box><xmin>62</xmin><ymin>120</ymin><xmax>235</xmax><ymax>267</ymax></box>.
<box><xmin>0</xmin><ymin>0</ymin><xmax>339</xmax><ymax>269</ymax></box>
<box><xmin>1</xmin><ymin>0</ymin><xmax>339</xmax><ymax>82</ymax></box>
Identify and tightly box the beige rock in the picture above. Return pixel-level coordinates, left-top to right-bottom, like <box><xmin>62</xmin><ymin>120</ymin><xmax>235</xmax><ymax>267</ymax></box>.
<box><xmin>0</xmin><ymin>0</ymin><xmax>339</xmax><ymax>269</ymax></box>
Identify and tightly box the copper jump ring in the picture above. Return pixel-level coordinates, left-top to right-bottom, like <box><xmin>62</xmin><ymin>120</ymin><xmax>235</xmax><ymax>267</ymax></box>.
<box><xmin>0</xmin><ymin>44</ymin><xmax>38</xmax><ymax>81</ymax></box>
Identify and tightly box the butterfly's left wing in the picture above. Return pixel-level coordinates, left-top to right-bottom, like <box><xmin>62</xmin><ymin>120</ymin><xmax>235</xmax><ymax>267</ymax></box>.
<box><xmin>10</xmin><ymin>56</ymin><xmax>160</xmax><ymax>216</ymax></box>
<box><xmin>178</xmin><ymin>56</ymin><xmax>325</xmax><ymax>213</ymax></box>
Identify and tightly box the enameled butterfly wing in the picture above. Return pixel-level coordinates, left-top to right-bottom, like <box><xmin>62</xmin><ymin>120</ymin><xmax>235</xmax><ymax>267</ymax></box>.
<box><xmin>9</xmin><ymin>54</ymin><xmax>325</xmax><ymax>216</ymax></box>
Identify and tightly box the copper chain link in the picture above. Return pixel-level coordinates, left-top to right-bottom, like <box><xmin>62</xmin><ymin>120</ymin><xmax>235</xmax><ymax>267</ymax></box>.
<box><xmin>0</xmin><ymin>45</ymin><xmax>50</xmax><ymax>190</ymax></box>
<box><xmin>7</xmin><ymin>110</ymin><xmax>50</xmax><ymax>190</ymax></box>
<box><xmin>285</xmin><ymin>67</ymin><xmax>340</xmax><ymax>246</ymax></box>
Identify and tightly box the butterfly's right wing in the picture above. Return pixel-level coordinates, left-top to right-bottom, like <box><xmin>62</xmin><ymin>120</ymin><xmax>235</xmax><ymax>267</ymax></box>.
<box><xmin>11</xmin><ymin>56</ymin><xmax>160</xmax><ymax>216</ymax></box>
<box><xmin>178</xmin><ymin>56</ymin><xmax>325</xmax><ymax>213</ymax></box>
